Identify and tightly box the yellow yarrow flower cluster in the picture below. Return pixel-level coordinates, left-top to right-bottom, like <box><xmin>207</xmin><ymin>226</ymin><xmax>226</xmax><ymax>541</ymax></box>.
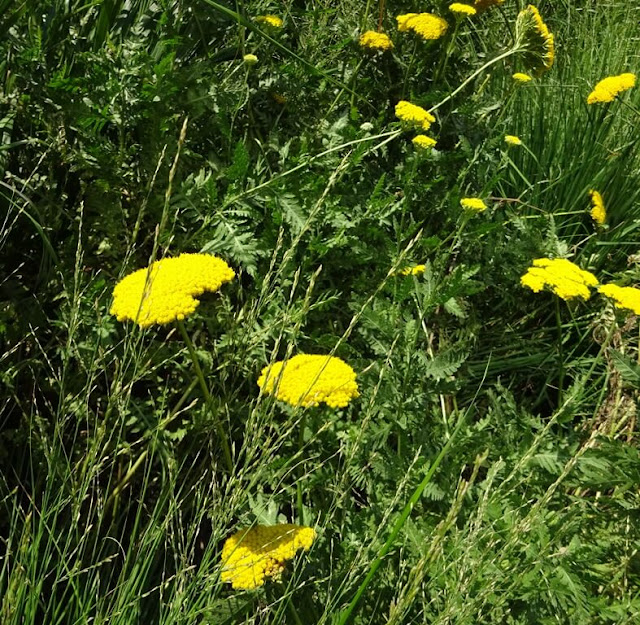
<box><xmin>599</xmin><ymin>284</ymin><xmax>640</xmax><ymax>315</ymax></box>
<box><xmin>520</xmin><ymin>258</ymin><xmax>598</xmax><ymax>301</ymax></box>
<box><xmin>412</xmin><ymin>135</ymin><xmax>437</xmax><ymax>150</ymax></box>
<box><xmin>110</xmin><ymin>253</ymin><xmax>235</xmax><ymax>328</ymax></box>
<box><xmin>400</xmin><ymin>264</ymin><xmax>426</xmax><ymax>276</ymax></box>
<box><xmin>221</xmin><ymin>524</ymin><xmax>315</xmax><ymax>590</ymax></box>
<box><xmin>449</xmin><ymin>3</ymin><xmax>476</xmax><ymax>17</ymax></box>
<box><xmin>243</xmin><ymin>54</ymin><xmax>258</xmax><ymax>66</ymax></box>
<box><xmin>516</xmin><ymin>5</ymin><xmax>555</xmax><ymax>73</ymax></box>
<box><xmin>359</xmin><ymin>30</ymin><xmax>394</xmax><ymax>51</ymax></box>
<box><xmin>587</xmin><ymin>73</ymin><xmax>636</xmax><ymax>104</ymax></box>
<box><xmin>513</xmin><ymin>72</ymin><xmax>533</xmax><ymax>83</ymax></box>
<box><xmin>460</xmin><ymin>197</ymin><xmax>487</xmax><ymax>213</ymax></box>
<box><xmin>395</xmin><ymin>100</ymin><xmax>435</xmax><ymax>131</ymax></box>
<box><xmin>396</xmin><ymin>13</ymin><xmax>448</xmax><ymax>41</ymax></box>
<box><xmin>473</xmin><ymin>0</ymin><xmax>505</xmax><ymax>11</ymax></box>
<box><xmin>589</xmin><ymin>190</ymin><xmax>606</xmax><ymax>226</ymax></box>
<box><xmin>255</xmin><ymin>14</ymin><xmax>283</xmax><ymax>28</ymax></box>
<box><xmin>505</xmin><ymin>135</ymin><xmax>522</xmax><ymax>146</ymax></box>
<box><xmin>258</xmin><ymin>354</ymin><xmax>359</xmax><ymax>408</ymax></box>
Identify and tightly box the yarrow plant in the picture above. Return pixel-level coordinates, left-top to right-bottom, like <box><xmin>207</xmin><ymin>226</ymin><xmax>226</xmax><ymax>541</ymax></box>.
<box><xmin>395</xmin><ymin>100</ymin><xmax>436</xmax><ymax>131</ymax></box>
<box><xmin>221</xmin><ymin>524</ymin><xmax>316</xmax><ymax>590</ymax></box>
<box><xmin>255</xmin><ymin>14</ymin><xmax>283</xmax><ymax>28</ymax></box>
<box><xmin>587</xmin><ymin>73</ymin><xmax>637</xmax><ymax>104</ymax></box>
<box><xmin>505</xmin><ymin>135</ymin><xmax>522</xmax><ymax>146</ymax></box>
<box><xmin>460</xmin><ymin>197</ymin><xmax>487</xmax><ymax>213</ymax></box>
<box><xmin>449</xmin><ymin>3</ymin><xmax>477</xmax><ymax>17</ymax></box>
<box><xmin>400</xmin><ymin>264</ymin><xmax>427</xmax><ymax>276</ymax></box>
<box><xmin>513</xmin><ymin>72</ymin><xmax>533</xmax><ymax>83</ymax></box>
<box><xmin>515</xmin><ymin>5</ymin><xmax>555</xmax><ymax>73</ymax></box>
<box><xmin>412</xmin><ymin>135</ymin><xmax>437</xmax><ymax>150</ymax></box>
<box><xmin>396</xmin><ymin>13</ymin><xmax>449</xmax><ymax>41</ymax></box>
<box><xmin>359</xmin><ymin>30</ymin><xmax>394</xmax><ymax>52</ymax></box>
<box><xmin>589</xmin><ymin>190</ymin><xmax>606</xmax><ymax>226</ymax></box>
<box><xmin>257</xmin><ymin>354</ymin><xmax>359</xmax><ymax>408</ymax></box>
<box><xmin>243</xmin><ymin>53</ymin><xmax>258</xmax><ymax>66</ymax></box>
<box><xmin>110</xmin><ymin>253</ymin><xmax>235</xmax><ymax>328</ymax></box>
<box><xmin>599</xmin><ymin>284</ymin><xmax>640</xmax><ymax>315</ymax></box>
<box><xmin>520</xmin><ymin>258</ymin><xmax>599</xmax><ymax>301</ymax></box>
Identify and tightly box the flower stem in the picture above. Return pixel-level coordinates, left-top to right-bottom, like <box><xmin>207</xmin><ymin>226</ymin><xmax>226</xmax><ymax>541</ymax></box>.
<box><xmin>177</xmin><ymin>320</ymin><xmax>234</xmax><ymax>473</ymax></box>
<box><xmin>555</xmin><ymin>297</ymin><xmax>564</xmax><ymax>406</ymax></box>
<box><xmin>296</xmin><ymin>412</ymin><xmax>307</xmax><ymax>523</ymax></box>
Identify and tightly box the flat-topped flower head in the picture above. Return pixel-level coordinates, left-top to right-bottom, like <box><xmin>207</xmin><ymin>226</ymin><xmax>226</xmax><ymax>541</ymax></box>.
<box><xmin>460</xmin><ymin>197</ymin><xmax>487</xmax><ymax>213</ymax></box>
<box><xmin>110</xmin><ymin>253</ymin><xmax>235</xmax><ymax>328</ymax></box>
<box><xmin>359</xmin><ymin>30</ymin><xmax>394</xmax><ymax>51</ymax></box>
<box><xmin>473</xmin><ymin>0</ymin><xmax>505</xmax><ymax>11</ymax></box>
<box><xmin>516</xmin><ymin>5</ymin><xmax>555</xmax><ymax>73</ymax></box>
<box><xmin>412</xmin><ymin>135</ymin><xmax>437</xmax><ymax>150</ymax></box>
<box><xmin>587</xmin><ymin>73</ymin><xmax>636</xmax><ymax>104</ymax></box>
<box><xmin>513</xmin><ymin>72</ymin><xmax>533</xmax><ymax>83</ymax></box>
<box><xmin>255</xmin><ymin>14</ymin><xmax>283</xmax><ymax>28</ymax></box>
<box><xmin>395</xmin><ymin>100</ymin><xmax>435</xmax><ymax>131</ymax></box>
<box><xmin>599</xmin><ymin>284</ymin><xmax>640</xmax><ymax>315</ymax></box>
<box><xmin>505</xmin><ymin>135</ymin><xmax>522</xmax><ymax>146</ymax></box>
<box><xmin>400</xmin><ymin>264</ymin><xmax>426</xmax><ymax>276</ymax></box>
<box><xmin>221</xmin><ymin>524</ymin><xmax>315</xmax><ymax>590</ymax></box>
<box><xmin>258</xmin><ymin>354</ymin><xmax>359</xmax><ymax>408</ymax></box>
<box><xmin>396</xmin><ymin>13</ymin><xmax>448</xmax><ymax>40</ymax></box>
<box><xmin>589</xmin><ymin>190</ymin><xmax>606</xmax><ymax>226</ymax></box>
<box><xmin>243</xmin><ymin>53</ymin><xmax>258</xmax><ymax>66</ymax></box>
<box><xmin>449</xmin><ymin>3</ymin><xmax>476</xmax><ymax>17</ymax></box>
<box><xmin>520</xmin><ymin>258</ymin><xmax>598</xmax><ymax>301</ymax></box>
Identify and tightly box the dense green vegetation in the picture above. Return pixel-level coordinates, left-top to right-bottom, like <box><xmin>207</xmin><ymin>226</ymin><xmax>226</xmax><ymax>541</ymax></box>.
<box><xmin>1</xmin><ymin>1</ymin><xmax>639</xmax><ymax>623</ymax></box>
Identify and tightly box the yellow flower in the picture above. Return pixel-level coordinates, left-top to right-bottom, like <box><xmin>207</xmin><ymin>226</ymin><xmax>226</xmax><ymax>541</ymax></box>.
<box><xmin>516</xmin><ymin>5</ymin><xmax>555</xmax><ymax>73</ymax></box>
<box><xmin>395</xmin><ymin>100</ymin><xmax>436</xmax><ymax>131</ymax></box>
<box><xmin>460</xmin><ymin>197</ymin><xmax>487</xmax><ymax>212</ymax></box>
<box><xmin>110</xmin><ymin>253</ymin><xmax>235</xmax><ymax>328</ymax></box>
<box><xmin>520</xmin><ymin>258</ymin><xmax>598</xmax><ymax>301</ymax></box>
<box><xmin>255</xmin><ymin>14</ymin><xmax>283</xmax><ymax>28</ymax></box>
<box><xmin>599</xmin><ymin>284</ymin><xmax>640</xmax><ymax>315</ymax></box>
<box><xmin>589</xmin><ymin>190</ymin><xmax>606</xmax><ymax>226</ymax></box>
<box><xmin>412</xmin><ymin>135</ymin><xmax>437</xmax><ymax>150</ymax></box>
<box><xmin>400</xmin><ymin>264</ymin><xmax>427</xmax><ymax>276</ymax></box>
<box><xmin>258</xmin><ymin>354</ymin><xmax>359</xmax><ymax>408</ymax></box>
<box><xmin>505</xmin><ymin>135</ymin><xmax>522</xmax><ymax>146</ymax></box>
<box><xmin>449</xmin><ymin>3</ymin><xmax>476</xmax><ymax>16</ymax></box>
<box><xmin>396</xmin><ymin>13</ymin><xmax>448</xmax><ymax>40</ymax></box>
<box><xmin>513</xmin><ymin>72</ymin><xmax>533</xmax><ymax>83</ymax></box>
<box><xmin>243</xmin><ymin>53</ymin><xmax>258</xmax><ymax>66</ymax></box>
<box><xmin>587</xmin><ymin>73</ymin><xmax>636</xmax><ymax>104</ymax></box>
<box><xmin>473</xmin><ymin>0</ymin><xmax>505</xmax><ymax>10</ymax></box>
<box><xmin>359</xmin><ymin>30</ymin><xmax>394</xmax><ymax>51</ymax></box>
<box><xmin>221</xmin><ymin>524</ymin><xmax>315</xmax><ymax>590</ymax></box>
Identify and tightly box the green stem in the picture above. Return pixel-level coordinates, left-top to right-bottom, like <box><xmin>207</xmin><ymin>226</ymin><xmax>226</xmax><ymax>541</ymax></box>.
<box><xmin>336</xmin><ymin>413</ymin><xmax>466</xmax><ymax>625</ymax></box>
<box><xmin>177</xmin><ymin>320</ymin><xmax>234</xmax><ymax>473</ymax></box>
<box><xmin>296</xmin><ymin>413</ymin><xmax>307</xmax><ymax>523</ymax></box>
<box><xmin>555</xmin><ymin>298</ymin><xmax>564</xmax><ymax>406</ymax></box>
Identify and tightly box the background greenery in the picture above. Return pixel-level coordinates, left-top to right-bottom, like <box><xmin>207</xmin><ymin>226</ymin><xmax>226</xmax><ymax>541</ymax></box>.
<box><xmin>1</xmin><ymin>0</ymin><xmax>639</xmax><ymax>623</ymax></box>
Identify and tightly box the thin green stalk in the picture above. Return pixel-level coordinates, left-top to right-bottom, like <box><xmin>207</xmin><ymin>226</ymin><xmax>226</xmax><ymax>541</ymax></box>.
<box><xmin>555</xmin><ymin>297</ymin><xmax>564</xmax><ymax>405</ymax></box>
<box><xmin>336</xmin><ymin>413</ymin><xmax>466</xmax><ymax>625</ymax></box>
<box><xmin>177</xmin><ymin>320</ymin><xmax>234</xmax><ymax>473</ymax></box>
<box><xmin>296</xmin><ymin>412</ymin><xmax>307</xmax><ymax>523</ymax></box>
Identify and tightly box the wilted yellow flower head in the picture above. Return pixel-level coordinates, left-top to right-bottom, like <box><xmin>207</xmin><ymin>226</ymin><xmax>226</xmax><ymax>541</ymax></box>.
<box><xmin>473</xmin><ymin>0</ymin><xmax>505</xmax><ymax>10</ymax></box>
<box><xmin>110</xmin><ymin>253</ymin><xmax>235</xmax><ymax>328</ymax></box>
<box><xmin>599</xmin><ymin>284</ymin><xmax>640</xmax><ymax>315</ymax></box>
<box><xmin>520</xmin><ymin>258</ymin><xmax>598</xmax><ymax>301</ymax></box>
<box><xmin>587</xmin><ymin>73</ymin><xmax>636</xmax><ymax>104</ymax></box>
<box><xmin>255</xmin><ymin>14</ymin><xmax>283</xmax><ymax>28</ymax></box>
<box><xmin>396</xmin><ymin>13</ymin><xmax>448</xmax><ymax>40</ymax></box>
<box><xmin>505</xmin><ymin>135</ymin><xmax>522</xmax><ymax>146</ymax></box>
<box><xmin>449</xmin><ymin>3</ymin><xmax>477</xmax><ymax>17</ymax></box>
<box><xmin>221</xmin><ymin>524</ymin><xmax>315</xmax><ymax>590</ymax></box>
<box><xmin>516</xmin><ymin>5</ymin><xmax>555</xmax><ymax>73</ymax></box>
<box><xmin>400</xmin><ymin>264</ymin><xmax>427</xmax><ymax>276</ymax></box>
<box><xmin>513</xmin><ymin>72</ymin><xmax>533</xmax><ymax>83</ymax></box>
<box><xmin>359</xmin><ymin>30</ymin><xmax>394</xmax><ymax>51</ymax></box>
<box><xmin>412</xmin><ymin>135</ymin><xmax>437</xmax><ymax>150</ymax></box>
<box><xmin>395</xmin><ymin>100</ymin><xmax>436</xmax><ymax>131</ymax></box>
<box><xmin>589</xmin><ymin>190</ymin><xmax>606</xmax><ymax>226</ymax></box>
<box><xmin>243</xmin><ymin>53</ymin><xmax>258</xmax><ymax>66</ymax></box>
<box><xmin>460</xmin><ymin>197</ymin><xmax>488</xmax><ymax>213</ymax></box>
<box><xmin>258</xmin><ymin>354</ymin><xmax>359</xmax><ymax>408</ymax></box>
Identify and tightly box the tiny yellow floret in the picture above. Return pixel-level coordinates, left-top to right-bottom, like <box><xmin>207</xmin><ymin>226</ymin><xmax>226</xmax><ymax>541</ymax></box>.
<box><xmin>589</xmin><ymin>190</ymin><xmax>606</xmax><ymax>226</ymax></box>
<box><xmin>587</xmin><ymin>73</ymin><xmax>636</xmax><ymax>104</ymax></box>
<box><xmin>396</xmin><ymin>13</ymin><xmax>448</xmax><ymax>40</ymax></box>
<box><xmin>449</xmin><ymin>3</ymin><xmax>477</xmax><ymax>17</ymax></box>
<box><xmin>258</xmin><ymin>354</ymin><xmax>359</xmax><ymax>408</ymax></box>
<box><xmin>110</xmin><ymin>253</ymin><xmax>235</xmax><ymax>328</ymax></box>
<box><xmin>400</xmin><ymin>264</ymin><xmax>426</xmax><ymax>276</ymax></box>
<box><xmin>412</xmin><ymin>135</ymin><xmax>437</xmax><ymax>150</ymax></box>
<box><xmin>255</xmin><ymin>14</ymin><xmax>283</xmax><ymax>28</ymax></box>
<box><xmin>520</xmin><ymin>258</ymin><xmax>598</xmax><ymax>301</ymax></box>
<box><xmin>460</xmin><ymin>197</ymin><xmax>488</xmax><ymax>213</ymax></box>
<box><xmin>599</xmin><ymin>284</ymin><xmax>640</xmax><ymax>315</ymax></box>
<box><xmin>359</xmin><ymin>30</ymin><xmax>394</xmax><ymax>51</ymax></box>
<box><xmin>513</xmin><ymin>72</ymin><xmax>533</xmax><ymax>83</ymax></box>
<box><xmin>505</xmin><ymin>135</ymin><xmax>522</xmax><ymax>146</ymax></box>
<box><xmin>395</xmin><ymin>100</ymin><xmax>436</xmax><ymax>131</ymax></box>
<box><xmin>221</xmin><ymin>524</ymin><xmax>315</xmax><ymax>590</ymax></box>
